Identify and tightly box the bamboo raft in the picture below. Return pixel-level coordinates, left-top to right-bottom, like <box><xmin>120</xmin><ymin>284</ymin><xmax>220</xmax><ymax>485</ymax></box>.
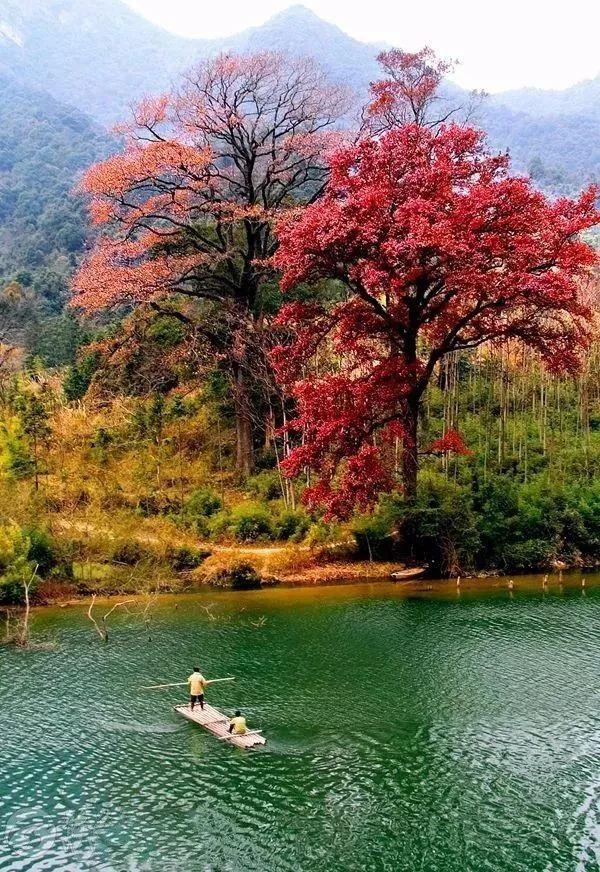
<box><xmin>390</xmin><ymin>566</ymin><xmax>427</xmax><ymax>581</ymax></box>
<box><xmin>174</xmin><ymin>702</ymin><xmax>266</xmax><ymax>749</ymax></box>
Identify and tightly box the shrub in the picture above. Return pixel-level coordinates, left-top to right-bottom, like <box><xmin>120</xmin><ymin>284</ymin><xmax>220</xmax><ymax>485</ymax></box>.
<box><xmin>228</xmin><ymin>502</ymin><xmax>273</xmax><ymax>542</ymax></box>
<box><xmin>207</xmin><ymin>561</ymin><xmax>262</xmax><ymax>590</ymax></box>
<box><xmin>23</xmin><ymin>526</ymin><xmax>73</xmax><ymax>579</ymax></box>
<box><xmin>112</xmin><ymin>540</ymin><xmax>153</xmax><ymax>565</ymax></box>
<box><xmin>274</xmin><ymin>508</ymin><xmax>310</xmax><ymax>542</ymax></box>
<box><xmin>503</xmin><ymin>539</ymin><xmax>556</xmax><ymax>571</ymax></box>
<box><xmin>165</xmin><ymin>545</ymin><xmax>210</xmax><ymax>572</ymax></box>
<box><xmin>304</xmin><ymin>519</ymin><xmax>342</xmax><ymax>549</ymax></box>
<box><xmin>246</xmin><ymin>470</ymin><xmax>282</xmax><ymax>502</ymax></box>
<box><xmin>351</xmin><ymin>499</ymin><xmax>398</xmax><ymax>560</ymax></box>
<box><xmin>207</xmin><ymin>509</ymin><xmax>232</xmax><ymax>540</ymax></box>
<box><xmin>0</xmin><ymin>521</ymin><xmax>37</xmax><ymax>604</ymax></box>
<box><xmin>471</xmin><ymin>475</ymin><xmax>600</xmax><ymax>571</ymax></box>
<box><xmin>402</xmin><ymin>472</ymin><xmax>480</xmax><ymax>574</ymax></box>
<box><xmin>183</xmin><ymin>488</ymin><xmax>223</xmax><ymax>532</ymax></box>
<box><xmin>573</xmin><ymin>482</ymin><xmax>600</xmax><ymax>554</ymax></box>
<box><xmin>63</xmin><ymin>351</ymin><xmax>98</xmax><ymax>402</ymax></box>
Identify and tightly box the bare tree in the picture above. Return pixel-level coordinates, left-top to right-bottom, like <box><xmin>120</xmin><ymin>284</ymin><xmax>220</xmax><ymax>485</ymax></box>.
<box><xmin>86</xmin><ymin>594</ymin><xmax>135</xmax><ymax>643</ymax></box>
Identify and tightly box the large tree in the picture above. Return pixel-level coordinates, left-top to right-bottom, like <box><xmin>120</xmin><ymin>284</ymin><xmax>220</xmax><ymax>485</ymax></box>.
<box><xmin>273</xmin><ymin>120</ymin><xmax>599</xmax><ymax>515</ymax></box>
<box><xmin>72</xmin><ymin>52</ymin><xmax>347</xmax><ymax>475</ymax></box>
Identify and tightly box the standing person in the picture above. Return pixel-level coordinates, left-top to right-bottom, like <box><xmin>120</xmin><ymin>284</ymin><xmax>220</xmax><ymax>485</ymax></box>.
<box><xmin>228</xmin><ymin>710</ymin><xmax>247</xmax><ymax>735</ymax></box>
<box><xmin>188</xmin><ymin>667</ymin><xmax>207</xmax><ymax>711</ymax></box>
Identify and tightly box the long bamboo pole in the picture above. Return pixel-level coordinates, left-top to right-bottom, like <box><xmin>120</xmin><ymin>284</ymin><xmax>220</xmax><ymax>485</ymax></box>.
<box><xmin>140</xmin><ymin>677</ymin><xmax>235</xmax><ymax>690</ymax></box>
<box><xmin>218</xmin><ymin>729</ymin><xmax>263</xmax><ymax>741</ymax></box>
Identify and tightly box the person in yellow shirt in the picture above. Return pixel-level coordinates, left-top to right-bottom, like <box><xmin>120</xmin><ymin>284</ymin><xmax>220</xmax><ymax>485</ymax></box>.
<box><xmin>187</xmin><ymin>667</ymin><xmax>208</xmax><ymax>711</ymax></box>
<box><xmin>228</xmin><ymin>710</ymin><xmax>247</xmax><ymax>735</ymax></box>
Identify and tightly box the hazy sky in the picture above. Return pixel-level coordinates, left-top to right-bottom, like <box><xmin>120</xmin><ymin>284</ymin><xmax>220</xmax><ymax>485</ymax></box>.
<box><xmin>123</xmin><ymin>0</ymin><xmax>600</xmax><ymax>93</ymax></box>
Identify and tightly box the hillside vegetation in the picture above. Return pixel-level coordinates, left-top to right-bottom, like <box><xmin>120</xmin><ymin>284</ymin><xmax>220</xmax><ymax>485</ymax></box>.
<box><xmin>3</xmin><ymin>337</ymin><xmax>600</xmax><ymax>605</ymax></box>
<box><xmin>0</xmin><ymin>73</ymin><xmax>110</xmax><ymax>359</ymax></box>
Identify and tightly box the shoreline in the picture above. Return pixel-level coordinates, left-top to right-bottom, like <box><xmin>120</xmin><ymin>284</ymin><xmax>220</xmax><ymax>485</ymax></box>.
<box><xmin>19</xmin><ymin>560</ymin><xmax>595</xmax><ymax>610</ymax></box>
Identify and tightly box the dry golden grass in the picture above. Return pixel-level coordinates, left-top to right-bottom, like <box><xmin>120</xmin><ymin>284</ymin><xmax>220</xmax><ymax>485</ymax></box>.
<box><xmin>0</xmin><ymin>388</ymin><xmax>390</xmax><ymax>595</ymax></box>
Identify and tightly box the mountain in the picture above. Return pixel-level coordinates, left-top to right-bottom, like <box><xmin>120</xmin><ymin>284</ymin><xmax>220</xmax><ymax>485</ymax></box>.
<box><xmin>0</xmin><ymin>0</ymin><xmax>202</xmax><ymax>124</ymax></box>
<box><xmin>0</xmin><ymin>2</ymin><xmax>381</xmax><ymax>125</ymax></box>
<box><xmin>481</xmin><ymin>103</ymin><xmax>600</xmax><ymax>194</ymax></box>
<box><xmin>213</xmin><ymin>6</ymin><xmax>381</xmax><ymax>96</ymax></box>
<box><xmin>0</xmin><ymin>1</ymin><xmax>597</xmax><ymax>196</ymax></box>
<box><xmin>0</xmin><ymin>0</ymin><xmax>597</xmax><ymax>193</ymax></box>
<box><xmin>0</xmin><ymin>71</ymin><xmax>110</xmax><ymax>358</ymax></box>
<box><xmin>494</xmin><ymin>75</ymin><xmax>600</xmax><ymax>121</ymax></box>
<box><xmin>487</xmin><ymin>73</ymin><xmax>600</xmax><ymax>189</ymax></box>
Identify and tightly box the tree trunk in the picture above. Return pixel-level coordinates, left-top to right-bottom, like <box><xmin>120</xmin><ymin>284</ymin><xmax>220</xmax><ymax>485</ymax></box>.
<box><xmin>402</xmin><ymin>396</ymin><xmax>419</xmax><ymax>503</ymax></box>
<box><xmin>233</xmin><ymin>362</ymin><xmax>254</xmax><ymax>477</ymax></box>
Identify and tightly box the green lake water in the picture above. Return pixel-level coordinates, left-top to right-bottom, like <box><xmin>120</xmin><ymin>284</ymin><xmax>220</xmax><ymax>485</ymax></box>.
<box><xmin>1</xmin><ymin>577</ymin><xmax>600</xmax><ymax>871</ymax></box>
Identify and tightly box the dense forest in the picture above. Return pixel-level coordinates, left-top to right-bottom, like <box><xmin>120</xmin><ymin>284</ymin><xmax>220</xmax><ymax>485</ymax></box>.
<box><xmin>3</xmin><ymin>324</ymin><xmax>600</xmax><ymax>603</ymax></box>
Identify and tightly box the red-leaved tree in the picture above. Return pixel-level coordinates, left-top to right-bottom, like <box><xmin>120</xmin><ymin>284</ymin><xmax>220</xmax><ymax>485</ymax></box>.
<box><xmin>366</xmin><ymin>47</ymin><xmax>458</xmax><ymax>130</ymax></box>
<box><xmin>273</xmin><ymin>119</ymin><xmax>599</xmax><ymax>515</ymax></box>
<box><xmin>72</xmin><ymin>52</ymin><xmax>347</xmax><ymax>475</ymax></box>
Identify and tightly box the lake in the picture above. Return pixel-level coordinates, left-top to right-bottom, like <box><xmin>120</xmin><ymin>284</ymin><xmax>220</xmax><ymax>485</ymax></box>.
<box><xmin>1</xmin><ymin>576</ymin><xmax>600</xmax><ymax>871</ymax></box>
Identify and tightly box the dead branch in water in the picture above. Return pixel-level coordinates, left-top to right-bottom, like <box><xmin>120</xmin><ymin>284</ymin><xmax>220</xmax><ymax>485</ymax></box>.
<box><xmin>87</xmin><ymin>594</ymin><xmax>135</xmax><ymax>642</ymax></box>
<box><xmin>138</xmin><ymin>590</ymin><xmax>159</xmax><ymax>641</ymax></box>
<box><xmin>1</xmin><ymin>566</ymin><xmax>57</xmax><ymax>650</ymax></box>
<box><xmin>16</xmin><ymin>568</ymin><xmax>34</xmax><ymax>647</ymax></box>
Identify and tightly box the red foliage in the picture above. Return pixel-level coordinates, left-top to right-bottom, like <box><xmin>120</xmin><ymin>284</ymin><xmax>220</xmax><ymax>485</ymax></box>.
<box><xmin>367</xmin><ymin>47</ymin><xmax>455</xmax><ymax>129</ymax></box>
<box><xmin>424</xmin><ymin>429</ymin><xmax>471</xmax><ymax>456</ymax></box>
<box><xmin>274</xmin><ymin>120</ymin><xmax>599</xmax><ymax>515</ymax></box>
<box><xmin>72</xmin><ymin>52</ymin><xmax>347</xmax><ymax>315</ymax></box>
<box><xmin>71</xmin><ymin>52</ymin><xmax>348</xmax><ymax>473</ymax></box>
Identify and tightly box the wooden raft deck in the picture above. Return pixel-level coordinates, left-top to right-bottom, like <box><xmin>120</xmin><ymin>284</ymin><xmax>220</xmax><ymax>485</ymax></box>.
<box><xmin>174</xmin><ymin>702</ymin><xmax>266</xmax><ymax>748</ymax></box>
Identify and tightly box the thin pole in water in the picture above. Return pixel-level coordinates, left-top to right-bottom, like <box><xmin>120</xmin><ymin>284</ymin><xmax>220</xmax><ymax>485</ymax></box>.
<box><xmin>140</xmin><ymin>682</ymin><xmax>188</xmax><ymax>690</ymax></box>
<box><xmin>140</xmin><ymin>677</ymin><xmax>235</xmax><ymax>690</ymax></box>
<box><xmin>218</xmin><ymin>729</ymin><xmax>263</xmax><ymax>741</ymax></box>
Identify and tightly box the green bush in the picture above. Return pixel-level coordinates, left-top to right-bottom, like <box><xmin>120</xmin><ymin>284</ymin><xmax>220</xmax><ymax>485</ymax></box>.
<box><xmin>573</xmin><ymin>482</ymin><xmax>600</xmax><ymax>554</ymax></box>
<box><xmin>165</xmin><ymin>545</ymin><xmax>210</xmax><ymax>572</ymax></box>
<box><xmin>228</xmin><ymin>502</ymin><xmax>273</xmax><ymax>542</ymax></box>
<box><xmin>402</xmin><ymin>472</ymin><xmax>481</xmax><ymax>574</ymax></box>
<box><xmin>464</xmin><ymin>474</ymin><xmax>600</xmax><ymax>571</ymax></box>
<box><xmin>63</xmin><ymin>352</ymin><xmax>99</xmax><ymax>402</ymax></box>
<box><xmin>207</xmin><ymin>561</ymin><xmax>262</xmax><ymax>590</ymax></box>
<box><xmin>207</xmin><ymin>509</ymin><xmax>232</xmax><ymax>540</ymax></box>
<box><xmin>274</xmin><ymin>508</ymin><xmax>310</xmax><ymax>542</ymax></box>
<box><xmin>0</xmin><ymin>522</ymin><xmax>37</xmax><ymax>604</ymax></box>
<box><xmin>183</xmin><ymin>488</ymin><xmax>223</xmax><ymax>533</ymax></box>
<box><xmin>246</xmin><ymin>470</ymin><xmax>282</xmax><ymax>502</ymax></box>
<box><xmin>503</xmin><ymin>539</ymin><xmax>556</xmax><ymax>571</ymax></box>
<box><xmin>352</xmin><ymin>498</ymin><xmax>399</xmax><ymax>559</ymax></box>
<box><xmin>304</xmin><ymin>519</ymin><xmax>342</xmax><ymax>549</ymax></box>
<box><xmin>23</xmin><ymin>526</ymin><xmax>73</xmax><ymax>579</ymax></box>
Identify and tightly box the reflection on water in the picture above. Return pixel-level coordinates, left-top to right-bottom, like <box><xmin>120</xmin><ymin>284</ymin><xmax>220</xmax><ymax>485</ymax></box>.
<box><xmin>1</xmin><ymin>575</ymin><xmax>600</xmax><ymax>871</ymax></box>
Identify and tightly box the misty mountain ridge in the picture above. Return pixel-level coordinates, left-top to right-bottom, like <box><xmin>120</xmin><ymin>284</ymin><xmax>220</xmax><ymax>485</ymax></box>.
<box><xmin>0</xmin><ymin>2</ymin><xmax>386</xmax><ymax>123</ymax></box>
<box><xmin>2</xmin><ymin>1</ymin><xmax>598</xmax><ymax>125</ymax></box>
<box><xmin>0</xmin><ymin>0</ymin><xmax>598</xmax><ymax>194</ymax></box>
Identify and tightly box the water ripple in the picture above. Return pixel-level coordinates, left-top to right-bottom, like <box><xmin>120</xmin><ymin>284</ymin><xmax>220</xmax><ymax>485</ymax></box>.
<box><xmin>1</xmin><ymin>581</ymin><xmax>600</xmax><ymax>870</ymax></box>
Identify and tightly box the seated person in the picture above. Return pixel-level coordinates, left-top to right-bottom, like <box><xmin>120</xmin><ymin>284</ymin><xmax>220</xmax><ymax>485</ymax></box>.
<box><xmin>229</xmin><ymin>710</ymin><xmax>247</xmax><ymax>735</ymax></box>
